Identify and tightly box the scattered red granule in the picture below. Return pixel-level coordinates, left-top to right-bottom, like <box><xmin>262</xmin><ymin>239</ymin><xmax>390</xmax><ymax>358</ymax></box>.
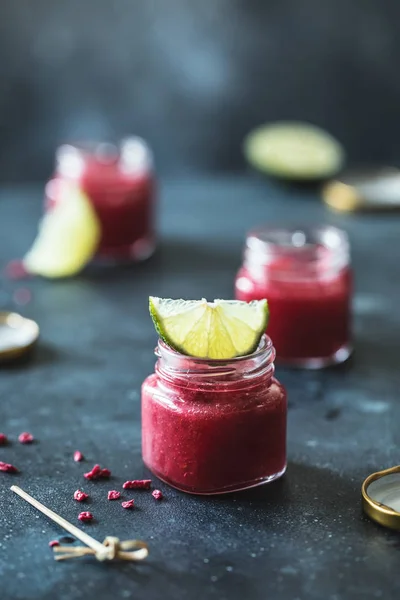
<box><xmin>18</xmin><ymin>432</ymin><xmax>34</xmax><ymax>444</ymax></box>
<box><xmin>0</xmin><ymin>461</ymin><xmax>18</xmax><ymax>473</ymax></box>
<box><xmin>0</xmin><ymin>433</ymin><xmax>8</xmax><ymax>445</ymax></box>
<box><xmin>152</xmin><ymin>489</ymin><xmax>163</xmax><ymax>501</ymax></box>
<box><xmin>122</xmin><ymin>479</ymin><xmax>151</xmax><ymax>490</ymax></box>
<box><xmin>84</xmin><ymin>464</ymin><xmax>111</xmax><ymax>480</ymax></box>
<box><xmin>74</xmin><ymin>451</ymin><xmax>84</xmax><ymax>462</ymax></box>
<box><xmin>13</xmin><ymin>288</ymin><xmax>32</xmax><ymax>306</ymax></box>
<box><xmin>74</xmin><ymin>490</ymin><xmax>89</xmax><ymax>502</ymax></box>
<box><xmin>107</xmin><ymin>490</ymin><xmax>121</xmax><ymax>501</ymax></box>
<box><xmin>84</xmin><ymin>464</ymin><xmax>102</xmax><ymax>479</ymax></box>
<box><xmin>49</xmin><ymin>540</ymin><xmax>60</xmax><ymax>548</ymax></box>
<box><xmin>78</xmin><ymin>511</ymin><xmax>93</xmax><ymax>522</ymax></box>
<box><xmin>121</xmin><ymin>500</ymin><xmax>134</xmax><ymax>510</ymax></box>
<box><xmin>5</xmin><ymin>259</ymin><xmax>30</xmax><ymax>280</ymax></box>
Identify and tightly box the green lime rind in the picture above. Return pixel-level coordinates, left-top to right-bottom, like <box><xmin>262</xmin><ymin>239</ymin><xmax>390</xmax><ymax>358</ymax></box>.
<box><xmin>23</xmin><ymin>186</ymin><xmax>100</xmax><ymax>279</ymax></box>
<box><xmin>149</xmin><ymin>297</ymin><xmax>269</xmax><ymax>360</ymax></box>
<box><xmin>244</xmin><ymin>121</ymin><xmax>345</xmax><ymax>181</ymax></box>
<box><xmin>149</xmin><ymin>296</ymin><xmax>173</xmax><ymax>347</ymax></box>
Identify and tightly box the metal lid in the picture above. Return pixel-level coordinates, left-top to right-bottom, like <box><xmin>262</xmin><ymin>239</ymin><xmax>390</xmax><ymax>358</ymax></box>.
<box><xmin>362</xmin><ymin>465</ymin><xmax>400</xmax><ymax>530</ymax></box>
<box><xmin>323</xmin><ymin>167</ymin><xmax>400</xmax><ymax>212</ymax></box>
<box><xmin>0</xmin><ymin>311</ymin><xmax>39</xmax><ymax>362</ymax></box>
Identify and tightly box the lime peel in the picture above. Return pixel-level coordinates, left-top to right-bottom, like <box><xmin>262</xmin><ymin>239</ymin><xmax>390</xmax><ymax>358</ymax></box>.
<box><xmin>244</xmin><ymin>121</ymin><xmax>345</xmax><ymax>180</ymax></box>
<box><xmin>23</xmin><ymin>185</ymin><xmax>101</xmax><ymax>279</ymax></box>
<box><xmin>149</xmin><ymin>297</ymin><xmax>269</xmax><ymax>360</ymax></box>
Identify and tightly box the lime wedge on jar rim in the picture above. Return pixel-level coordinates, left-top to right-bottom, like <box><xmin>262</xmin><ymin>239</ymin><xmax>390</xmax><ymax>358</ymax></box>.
<box><xmin>149</xmin><ymin>297</ymin><xmax>269</xmax><ymax>359</ymax></box>
<box><xmin>23</xmin><ymin>185</ymin><xmax>100</xmax><ymax>279</ymax></box>
<box><xmin>244</xmin><ymin>121</ymin><xmax>345</xmax><ymax>180</ymax></box>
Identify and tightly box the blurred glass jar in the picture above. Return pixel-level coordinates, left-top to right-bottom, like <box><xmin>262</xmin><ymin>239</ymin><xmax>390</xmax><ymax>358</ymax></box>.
<box><xmin>45</xmin><ymin>138</ymin><xmax>156</xmax><ymax>262</ymax></box>
<box><xmin>235</xmin><ymin>225</ymin><xmax>352</xmax><ymax>368</ymax></box>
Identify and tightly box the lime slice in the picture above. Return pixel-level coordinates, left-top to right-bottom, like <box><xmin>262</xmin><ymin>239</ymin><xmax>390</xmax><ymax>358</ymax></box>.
<box><xmin>149</xmin><ymin>297</ymin><xmax>269</xmax><ymax>359</ymax></box>
<box><xmin>23</xmin><ymin>186</ymin><xmax>100</xmax><ymax>278</ymax></box>
<box><xmin>244</xmin><ymin>121</ymin><xmax>345</xmax><ymax>180</ymax></box>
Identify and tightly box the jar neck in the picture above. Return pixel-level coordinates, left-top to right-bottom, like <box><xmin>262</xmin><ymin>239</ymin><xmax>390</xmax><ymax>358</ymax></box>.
<box><xmin>243</xmin><ymin>225</ymin><xmax>349</xmax><ymax>281</ymax></box>
<box><xmin>155</xmin><ymin>336</ymin><xmax>275</xmax><ymax>392</ymax></box>
<box><xmin>55</xmin><ymin>137</ymin><xmax>153</xmax><ymax>180</ymax></box>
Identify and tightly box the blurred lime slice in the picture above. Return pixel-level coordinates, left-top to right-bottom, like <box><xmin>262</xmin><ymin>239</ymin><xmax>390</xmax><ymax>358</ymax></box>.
<box><xmin>244</xmin><ymin>121</ymin><xmax>345</xmax><ymax>180</ymax></box>
<box><xmin>24</xmin><ymin>186</ymin><xmax>100</xmax><ymax>278</ymax></box>
<box><xmin>149</xmin><ymin>297</ymin><xmax>269</xmax><ymax>359</ymax></box>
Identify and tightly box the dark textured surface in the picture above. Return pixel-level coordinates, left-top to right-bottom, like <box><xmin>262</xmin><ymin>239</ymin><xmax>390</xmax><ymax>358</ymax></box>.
<box><xmin>1</xmin><ymin>177</ymin><xmax>400</xmax><ymax>600</ymax></box>
<box><xmin>2</xmin><ymin>1</ymin><xmax>400</xmax><ymax>179</ymax></box>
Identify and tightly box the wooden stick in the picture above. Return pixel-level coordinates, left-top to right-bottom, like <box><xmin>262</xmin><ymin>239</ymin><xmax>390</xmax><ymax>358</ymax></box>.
<box><xmin>10</xmin><ymin>485</ymin><xmax>106</xmax><ymax>556</ymax></box>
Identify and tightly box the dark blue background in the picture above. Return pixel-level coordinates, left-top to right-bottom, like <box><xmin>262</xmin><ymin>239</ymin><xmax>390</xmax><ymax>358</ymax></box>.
<box><xmin>1</xmin><ymin>0</ymin><xmax>400</xmax><ymax>180</ymax></box>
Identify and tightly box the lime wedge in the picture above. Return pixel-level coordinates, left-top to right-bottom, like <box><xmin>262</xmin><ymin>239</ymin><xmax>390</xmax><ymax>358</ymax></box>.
<box><xmin>244</xmin><ymin>121</ymin><xmax>345</xmax><ymax>180</ymax></box>
<box><xmin>23</xmin><ymin>186</ymin><xmax>100</xmax><ymax>278</ymax></box>
<box><xmin>149</xmin><ymin>297</ymin><xmax>269</xmax><ymax>359</ymax></box>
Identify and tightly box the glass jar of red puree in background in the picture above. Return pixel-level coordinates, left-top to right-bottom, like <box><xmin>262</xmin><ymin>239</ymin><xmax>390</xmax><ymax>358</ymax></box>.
<box><xmin>141</xmin><ymin>335</ymin><xmax>287</xmax><ymax>495</ymax></box>
<box><xmin>235</xmin><ymin>225</ymin><xmax>352</xmax><ymax>368</ymax></box>
<box><xmin>45</xmin><ymin>137</ymin><xmax>156</xmax><ymax>262</ymax></box>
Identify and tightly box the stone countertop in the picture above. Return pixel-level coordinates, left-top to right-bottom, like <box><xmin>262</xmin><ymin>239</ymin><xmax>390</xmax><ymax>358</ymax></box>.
<box><xmin>1</xmin><ymin>176</ymin><xmax>399</xmax><ymax>600</ymax></box>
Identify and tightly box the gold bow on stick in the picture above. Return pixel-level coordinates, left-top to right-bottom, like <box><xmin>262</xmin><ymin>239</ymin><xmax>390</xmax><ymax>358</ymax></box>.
<box><xmin>54</xmin><ymin>537</ymin><xmax>149</xmax><ymax>562</ymax></box>
<box><xmin>11</xmin><ymin>486</ymin><xmax>149</xmax><ymax>562</ymax></box>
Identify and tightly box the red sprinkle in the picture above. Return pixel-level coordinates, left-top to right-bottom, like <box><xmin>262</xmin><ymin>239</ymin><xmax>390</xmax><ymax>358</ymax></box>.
<box><xmin>84</xmin><ymin>464</ymin><xmax>111</xmax><ymax>480</ymax></box>
<box><xmin>121</xmin><ymin>500</ymin><xmax>134</xmax><ymax>510</ymax></box>
<box><xmin>108</xmin><ymin>490</ymin><xmax>121</xmax><ymax>501</ymax></box>
<box><xmin>74</xmin><ymin>451</ymin><xmax>84</xmax><ymax>462</ymax></box>
<box><xmin>152</xmin><ymin>489</ymin><xmax>163</xmax><ymax>501</ymax></box>
<box><xmin>0</xmin><ymin>461</ymin><xmax>18</xmax><ymax>473</ymax></box>
<box><xmin>74</xmin><ymin>490</ymin><xmax>89</xmax><ymax>502</ymax></box>
<box><xmin>78</xmin><ymin>511</ymin><xmax>93</xmax><ymax>522</ymax></box>
<box><xmin>122</xmin><ymin>479</ymin><xmax>151</xmax><ymax>490</ymax></box>
<box><xmin>49</xmin><ymin>540</ymin><xmax>60</xmax><ymax>548</ymax></box>
<box><xmin>5</xmin><ymin>259</ymin><xmax>30</xmax><ymax>280</ymax></box>
<box><xmin>13</xmin><ymin>288</ymin><xmax>32</xmax><ymax>306</ymax></box>
<box><xmin>84</xmin><ymin>464</ymin><xmax>102</xmax><ymax>479</ymax></box>
<box><xmin>0</xmin><ymin>433</ymin><xmax>8</xmax><ymax>445</ymax></box>
<box><xmin>18</xmin><ymin>432</ymin><xmax>34</xmax><ymax>444</ymax></box>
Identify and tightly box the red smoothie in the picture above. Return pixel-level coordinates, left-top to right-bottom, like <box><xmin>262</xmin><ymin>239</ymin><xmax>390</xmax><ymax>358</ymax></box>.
<box><xmin>235</xmin><ymin>226</ymin><xmax>352</xmax><ymax>367</ymax></box>
<box><xmin>141</xmin><ymin>336</ymin><xmax>287</xmax><ymax>495</ymax></box>
<box><xmin>45</xmin><ymin>138</ymin><xmax>156</xmax><ymax>262</ymax></box>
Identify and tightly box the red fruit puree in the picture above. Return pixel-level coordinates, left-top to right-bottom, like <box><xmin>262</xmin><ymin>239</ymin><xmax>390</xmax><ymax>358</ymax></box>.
<box><xmin>45</xmin><ymin>138</ymin><xmax>156</xmax><ymax>262</ymax></box>
<box><xmin>235</xmin><ymin>226</ymin><xmax>352</xmax><ymax>367</ymax></box>
<box><xmin>142</xmin><ymin>336</ymin><xmax>287</xmax><ymax>495</ymax></box>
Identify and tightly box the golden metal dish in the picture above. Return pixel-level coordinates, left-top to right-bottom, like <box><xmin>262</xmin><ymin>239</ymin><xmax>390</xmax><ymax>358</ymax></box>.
<box><xmin>362</xmin><ymin>465</ymin><xmax>400</xmax><ymax>530</ymax></box>
<box><xmin>0</xmin><ymin>311</ymin><xmax>39</xmax><ymax>362</ymax></box>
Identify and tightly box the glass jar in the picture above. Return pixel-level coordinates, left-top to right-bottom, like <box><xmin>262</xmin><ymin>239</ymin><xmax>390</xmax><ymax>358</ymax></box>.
<box><xmin>235</xmin><ymin>225</ymin><xmax>352</xmax><ymax>368</ymax></box>
<box><xmin>45</xmin><ymin>137</ymin><xmax>156</xmax><ymax>262</ymax></box>
<box><xmin>141</xmin><ymin>335</ymin><xmax>287</xmax><ymax>495</ymax></box>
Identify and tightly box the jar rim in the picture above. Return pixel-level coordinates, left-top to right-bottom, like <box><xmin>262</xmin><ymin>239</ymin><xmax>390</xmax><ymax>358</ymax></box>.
<box><xmin>56</xmin><ymin>136</ymin><xmax>152</xmax><ymax>176</ymax></box>
<box><xmin>246</xmin><ymin>224</ymin><xmax>349</xmax><ymax>253</ymax></box>
<box><xmin>155</xmin><ymin>334</ymin><xmax>275</xmax><ymax>386</ymax></box>
<box><xmin>156</xmin><ymin>334</ymin><xmax>273</xmax><ymax>365</ymax></box>
<box><xmin>243</xmin><ymin>224</ymin><xmax>350</xmax><ymax>278</ymax></box>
